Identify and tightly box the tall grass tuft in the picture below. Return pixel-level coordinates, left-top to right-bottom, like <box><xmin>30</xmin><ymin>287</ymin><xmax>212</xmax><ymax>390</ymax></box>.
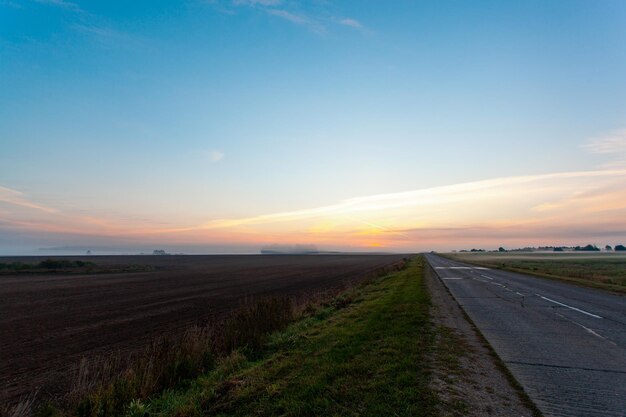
<box><xmin>214</xmin><ymin>297</ymin><xmax>294</xmax><ymax>354</ymax></box>
<box><xmin>70</xmin><ymin>331</ymin><xmax>195</xmax><ymax>416</ymax></box>
<box><xmin>2</xmin><ymin>398</ymin><xmax>34</xmax><ymax>417</ymax></box>
<box><xmin>64</xmin><ymin>296</ymin><xmax>295</xmax><ymax>417</ymax></box>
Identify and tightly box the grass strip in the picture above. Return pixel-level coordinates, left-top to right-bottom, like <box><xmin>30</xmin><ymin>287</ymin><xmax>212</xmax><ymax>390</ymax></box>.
<box><xmin>440</xmin><ymin>254</ymin><xmax>626</xmax><ymax>294</ymax></box>
<box><xmin>143</xmin><ymin>256</ymin><xmax>438</xmax><ymax>417</ymax></box>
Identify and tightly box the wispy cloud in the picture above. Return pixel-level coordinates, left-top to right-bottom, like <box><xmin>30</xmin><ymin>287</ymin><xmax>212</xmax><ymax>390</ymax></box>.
<box><xmin>30</xmin><ymin>0</ymin><xmax>133</xmax><ymax>44</ymax></box>
<box><xmin>233</xmin><ymin>0</ymin><xmax>281</xmax><ymax>6</ymax></box>
<box><xmin>33</xmin><ymin>0</ymin><xmax>81</xmax><ymax>11</ymax></box>
<box><xmin>212</xmin><ymin>0</ymin><xmax>358</xmax><ymax>34</ymax></box>
<box><xmin>200</xmin><ymin>168</ymin><xmax>626</xmax><ymax>231</ymax></box>
<box><xmin>265</xmin><ymin>9</ymin><xmax>325</xmax><ymax>33</ymax></box>
<box><xmin>339</xmin><ymin>18</ymin><xmax>363</xmax><ymax>29</ymax></box>
<box><xmin>1</xmin><ymin>1</ymin><xmax>24</xmax><ymax>9</ymax></box>
<box><xmin>0</xmin><ymin>186</ymin><xmax>56</xmax><ymax>213</ymax></box>
<box><xmin>70</xmin><ymin>21</ymin><xmax>143</xmax><ymax>48</ymax></box>
<box><xmin>208</xmin><ymin>150</ymin><xmax>225</xmax><ymax>162</ymax></box>
<box><xmin>266</xmin><ymin>9</ymin><xmax>307</xmax><ymax>25</ymax></box>
<box><xmin>582</xmin><ymin>128</ymin><xmax>626</xmax><ymax>169</ymax></box>
<box><xmin>582</xmin><ymin>129</ymin><xmax>626</xmax><ymax>154</ymax></box>
<box><xmin>72</xmin><ymin>24</ymin><xmax>126</xmax><ymax>41</ymax></box>
<box><xmin>210</xmin><ymin>1</ymin><xmax>370</xmax><ymax>35</ymax></box>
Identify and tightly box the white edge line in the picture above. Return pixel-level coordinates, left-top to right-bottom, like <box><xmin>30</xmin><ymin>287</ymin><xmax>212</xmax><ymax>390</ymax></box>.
<box><xmin>480</xmin><ymin>274</ymin><xmax>493</xmax><ymax>280</ymax></box>
<box><xmin>536</xmin><ymin>294</ymin><xmax>603</xmax><ymax>319</ymax></box>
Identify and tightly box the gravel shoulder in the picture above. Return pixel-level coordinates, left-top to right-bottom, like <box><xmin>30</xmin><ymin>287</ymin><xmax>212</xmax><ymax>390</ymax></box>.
<box><xmin>425</xmin><ymin>263</ymin><xmax>539</xmax><ymax>417</ymax></box>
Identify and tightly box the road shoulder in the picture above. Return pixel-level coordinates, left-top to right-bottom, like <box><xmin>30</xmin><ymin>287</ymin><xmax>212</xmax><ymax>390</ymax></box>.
<box><xmin>426</xmin><ymin>264</ymin><xmax>539</xmax><ymax>417</ymax></box>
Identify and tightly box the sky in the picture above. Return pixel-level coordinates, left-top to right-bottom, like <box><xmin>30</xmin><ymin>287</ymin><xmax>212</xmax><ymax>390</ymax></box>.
<box><xmin>1</xmin><ymin>0</ymin><xmax>626</xmax><ymax>255</ymax></box>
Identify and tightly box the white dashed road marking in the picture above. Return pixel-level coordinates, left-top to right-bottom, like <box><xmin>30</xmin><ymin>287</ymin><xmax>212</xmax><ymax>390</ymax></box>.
<box><xmin>554</xmin><ymin>313</ymin><xmax>613</xmax><ymax>344</ymax></box>
<box><xmin>436</xmin><ymin>266</ymin><xmax>473</xmax><ymax>269</ymax></box>
<box><xmin>536</xmin><ymin>294</ymin><xmax>603</xmax><ymax>319</ymax></box>
<box><xmin>435</xmin><ymin>266</ymin><xmax>491</xmax><ymax>270</ymax></box>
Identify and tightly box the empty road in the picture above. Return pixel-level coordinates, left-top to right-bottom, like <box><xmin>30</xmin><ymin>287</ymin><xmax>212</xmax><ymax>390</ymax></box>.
<box><xmin>425</xmin><ymin>254</ymin><xmax>626</xmax><ymax>417</ymax></box>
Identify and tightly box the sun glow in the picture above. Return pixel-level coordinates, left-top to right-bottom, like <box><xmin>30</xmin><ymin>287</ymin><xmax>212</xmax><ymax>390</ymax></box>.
<box><xmin>3</xmin><ymin>168</ymin><xmax>626</xmax><ymax>251</ymax></box>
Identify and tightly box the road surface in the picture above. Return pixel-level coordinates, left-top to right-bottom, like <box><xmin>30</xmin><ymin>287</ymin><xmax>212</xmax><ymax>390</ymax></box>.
<box><xmin>425</xmin><ymin>254</ymin><xmax>626</xmax><ymax>417</ymax></box>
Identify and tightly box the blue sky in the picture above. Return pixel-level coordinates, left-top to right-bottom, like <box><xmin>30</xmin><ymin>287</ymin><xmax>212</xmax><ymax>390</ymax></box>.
<box><xmin>1</xmin><ymin>0</ymin><xmax>626</xmax><ymax>254</ymax></box>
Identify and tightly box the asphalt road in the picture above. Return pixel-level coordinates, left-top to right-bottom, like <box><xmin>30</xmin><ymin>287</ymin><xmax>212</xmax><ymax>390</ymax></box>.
<box><xmin>425</xmin><ymin>254</ymin><xmax>626</xmax><ymax>417</ymax></box>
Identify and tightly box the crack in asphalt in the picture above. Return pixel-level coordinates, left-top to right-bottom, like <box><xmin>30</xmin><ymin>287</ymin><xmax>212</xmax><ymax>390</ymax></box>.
<box><xmin>506</xmin><ymin>360</ymin><xmax>626</xmax><ymax>374</ymax></box>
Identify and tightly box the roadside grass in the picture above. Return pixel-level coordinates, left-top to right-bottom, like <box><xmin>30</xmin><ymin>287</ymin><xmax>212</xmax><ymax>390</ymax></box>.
<box><xmin>140</xmin><ymin>256</ymin><xmax>437</xmax><ymax>416</ymax></box>
<box><xmin>430</xmin><ymin>325</ymin><xmax>470</xmax><ymax>416</ymax></box>
<box><xmin>442</xmin><ymin>253</ymin><xmax>626</xmax><ymax>293</ymax></box>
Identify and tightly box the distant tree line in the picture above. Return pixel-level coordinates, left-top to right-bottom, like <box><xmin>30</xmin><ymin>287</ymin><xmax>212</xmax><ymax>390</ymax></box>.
<box><xmin>558</xmin><ymin>244</ymin><xmax>626</xmax><ymax>252</ymax></box>
<box><xmin>455</xmin><ymin>244</ymin><xmax>626</xmax><ymax>253</ymax></box>
<box><xmin>0</xmin><ymin>259</ymin><xmax>96</xmax><ymax>272</ymax></box>
<box><xmin>573</xmin><ymin>244</ymin><xmax>600</xmax><ymax>251</ymax></box>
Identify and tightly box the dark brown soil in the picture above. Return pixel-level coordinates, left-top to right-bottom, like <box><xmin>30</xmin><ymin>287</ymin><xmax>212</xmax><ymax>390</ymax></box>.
<box><xmin>0</xmin><ymin>254</ymin><xmax>408</xmax><ymax>405</ymax></box>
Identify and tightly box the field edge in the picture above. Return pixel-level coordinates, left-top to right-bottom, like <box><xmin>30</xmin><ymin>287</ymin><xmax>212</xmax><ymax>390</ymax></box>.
<box><xmin>128</xmin><ymin>256</ymin><xmax>439</xmax><ymax>416</ymax></box>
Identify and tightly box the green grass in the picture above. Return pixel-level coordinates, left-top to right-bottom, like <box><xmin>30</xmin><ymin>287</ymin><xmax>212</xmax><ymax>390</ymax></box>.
<box><xmin>443</xmin><ymin>252</ymin><xmax>626</xmax><ymax>293</ymax></box>
<box><xmin>0</xmin><ymin>259</ymin><xmax>154</xmax><ymax>275</ymax></box>
<box><xmin>142</xmin><ymin>257</ymin><xmax>437</xmax><ymax>417</ymax></box>
<box><xmin>0</xmin><ymin>259</ymin><xmax>96</xmax><ymax>273</ymax></box>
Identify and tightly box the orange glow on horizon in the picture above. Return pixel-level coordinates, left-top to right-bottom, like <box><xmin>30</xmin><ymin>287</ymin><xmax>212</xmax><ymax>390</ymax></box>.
<box><xmin>2</xmin><ymin>168</ymin><xmax>626</xmax><ymax>251</ymax></box>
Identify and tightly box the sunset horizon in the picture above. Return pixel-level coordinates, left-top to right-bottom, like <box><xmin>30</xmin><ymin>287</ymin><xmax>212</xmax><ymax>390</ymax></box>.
<box><xmin>2</xmin><ymin>0</ymin><xmax>626</xmax><ymax>254</ymax></box>
<box><xmin>3</xmin><ymin>164</ymin><xmax>626</xmax><ymax>255</ymax></box>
